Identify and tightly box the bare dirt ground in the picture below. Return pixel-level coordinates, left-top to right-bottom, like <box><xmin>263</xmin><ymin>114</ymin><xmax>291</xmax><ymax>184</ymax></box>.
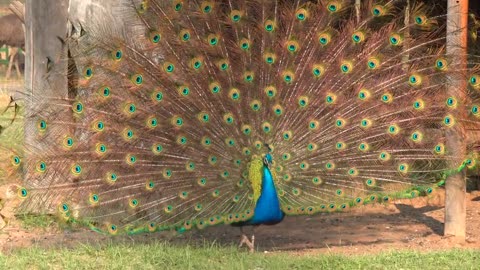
<box><xmin>0</xmin><ymin>190</ymin><xmax>479</xmax><ymax>255</ymax></box>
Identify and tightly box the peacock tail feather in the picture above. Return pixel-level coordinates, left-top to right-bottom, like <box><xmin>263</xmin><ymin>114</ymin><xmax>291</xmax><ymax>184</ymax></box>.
<box><xmin>8</xmin><ymin>0</ymin><xmax>480</xmax><ymax>235</ymax></box>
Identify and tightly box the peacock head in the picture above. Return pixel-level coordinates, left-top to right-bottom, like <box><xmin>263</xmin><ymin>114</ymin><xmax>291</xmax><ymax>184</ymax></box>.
<box><xmin>263</xmin><ymin>144</ymin><xmax>273</xmax><ymax>168</ymax></box>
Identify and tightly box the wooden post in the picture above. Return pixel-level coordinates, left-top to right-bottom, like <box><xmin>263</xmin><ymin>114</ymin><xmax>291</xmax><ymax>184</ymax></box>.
<box><xmin>444</xmin><ymin>0</ymin><xmax>469</xmax><ymax>239</ymax></box>
<box><xmin>24</xmin><ymin>0</ymin><xmax>69</xmax><ymax>211</ymax></box>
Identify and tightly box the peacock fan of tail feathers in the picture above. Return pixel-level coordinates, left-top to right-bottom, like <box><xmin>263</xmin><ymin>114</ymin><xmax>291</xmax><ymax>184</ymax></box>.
<box><xmin>6</xmin><ymin>0</ymin><xmax>480</xmax><ymax>239</ymax></box>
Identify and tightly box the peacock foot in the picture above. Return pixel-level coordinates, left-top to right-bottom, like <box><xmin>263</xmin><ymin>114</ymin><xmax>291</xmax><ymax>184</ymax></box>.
<box><xmin>238</xmin><ymin>234</ymin><xmax>255</xmax><ymax>253</ymax></box>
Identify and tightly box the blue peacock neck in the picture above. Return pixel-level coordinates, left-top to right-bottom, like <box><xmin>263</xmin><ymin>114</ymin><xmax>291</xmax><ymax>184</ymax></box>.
<box><xmin>247</xmin><ymin>154</ymin><xmax>285</xmax><ymax>225</ymax></box>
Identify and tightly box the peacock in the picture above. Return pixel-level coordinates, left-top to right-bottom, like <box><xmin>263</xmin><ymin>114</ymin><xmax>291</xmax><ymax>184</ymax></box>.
<box><xmin>4</xmin><ymin>0</ymin><xmax>480</xmax><ymax>252</ymax></box>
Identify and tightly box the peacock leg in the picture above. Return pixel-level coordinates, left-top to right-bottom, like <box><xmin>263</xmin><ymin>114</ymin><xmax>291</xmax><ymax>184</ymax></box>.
<box><xmin>238</xmin><ymin>226</ymin><xmax>254</xmax><ymax>252</ymax></box>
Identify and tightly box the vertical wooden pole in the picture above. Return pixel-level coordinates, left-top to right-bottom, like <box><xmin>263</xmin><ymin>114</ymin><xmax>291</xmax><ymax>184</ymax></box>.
<box><xmin>24</xmin><ymin>0</ymin><xmax>69</xmax><ymax>209</ymax></box>
<box><xmin>444</xmin><ymin>0</ymin><xmax>468</xmax><ymax>239</ymax></box>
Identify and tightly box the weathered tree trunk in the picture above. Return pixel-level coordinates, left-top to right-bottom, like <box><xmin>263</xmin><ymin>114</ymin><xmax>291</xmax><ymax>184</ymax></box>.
<box><xmin>444</xmin><ymin>0</ymin><xmax>469</xmax><ymax>240</ymax></box>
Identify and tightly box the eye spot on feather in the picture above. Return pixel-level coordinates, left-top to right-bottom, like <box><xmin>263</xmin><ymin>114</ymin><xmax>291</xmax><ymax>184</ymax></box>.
<box><xmin>340</xmin><ymin>61</ymin><xmax>353</xmax><ymax>74</ymax></box>
<box><xmin>173</xmin><ymin>0</ymin><xmax>183</xmax><ymax>11</ymax></box>
<box><xmin>71</xmin><ymin>164</ymin><xmax>82</xmax><ymax>176</ymax></box>
<box><xmin>272</xmin><ymin>104</ymin><xmax>283</xmax><ymax>116</ymax></box>
<box><xmin>163</xmin><ymin>169</ymin><xmax>172</xmax><ymax>178</ymax></box>
<box><xmin>413</xmin><ymin>99</ymin><xmax>425</xmax><ymax>110</ymax></box>
<box><xmin>179</xmin><ymin>29</ymin><xmax>191</xmax><ymax>42</ymax></box>
<box><xmin>446</xmin><ymin>97</ymin><xmax>457</xmax><ymax>109</ymax></box>
<box><xmin>112</xmin><ymin>49</ymin><xmax>123</xmax><ymax>60</ymax></box>
<box><xmin>307</xmin><ymin>143</ymin><xmax>318</xmax><ymax>152</ymax></box>
<box><xmin>98</xmin><ymin>86</ymin><xmax>111</xmax><ymax>98</ymax></box>
<box><xmin>381</xmin><ymin>93</ymin><xmax>393</xmax><ymax>104</ymax></box>
<box><xmin>408</xmin><ymin>74</ymin><xmax>422</xmax><ymax>87</ymax></box>
<box><xmin>367</xmin><ymin>57</ymin><xmax>380</xmax><ymax>70</ymax></box>
<box><xmin>327</xmin><ymin>1</ymin><xmax>341</xmax><ymax>13</ymax></box>
<box><xmin>471</xmin><ymin>105</ymin><xmax>480</xmax><ymax>117</ymax></box>
<box><xmin>295</xmin><ymin>8</ymin><xmax>308</xmax><ymax>21</ymax></box>
<box><xmin>432</xmin><ymin>144</ymin><xmax>444</xmax><ymax>156</ymax></box>
<box><xmin>239</xmin><ymin>38</ymin><xmax>251</xmax><ymax>50</ymax></box>
<box><xmin>389</xmin><ymin>33</ymin><xmax>403</xmax><ymax>46</ymax></box>
<box><xmin>387</xmin><ymin>124</ymin><xmax>400</xmax><ymax>135</ymax></box>
<box><xmin>312</xmin><ymin>64</ymin><xmax>324</xmax><ymax>78</ymax></box>
<box><xmin>264</xmin><ymin>52</ymin><xmax>276</xmax><ymax>64</ymax></box>
<box><xmin>261</xmin><ymin>122</ymin><xmax>272</xmax><ymax>133</ymax></box>
<box><xmin>435</xmin><ymin>58</ymin><xmax>448</xmax><ymax>71</ymax></box>
<box><xmin>264</xmin><ymin>20</ymin><xmax>275</xmax><ymax>32</ymax></box>
<box><xmin>36</xmin><ymin>161</ymin><xmax>47</xmax><ymax>173</ymax></box>
<box><xmin>358</xmin><ymin>142</ymin><xmax>369</xmax><ymax>152</ymax></box>
<box><xmin>309</xmin><ymin>120</ymin><xmax>319</xmax><ymax>130</ymax></box>
<box><xmin>378</xmin><ymin>151</ymin><xmax>391</xmax><ymax>161</ymax></box>
<box><xmin>335</xmin><ymin>141</ymin><xmax>346</xmax><ymax>150</ymax></box>
<box><xmin>312</xmin><ymin>177</ymin><xmax>323</xmax><ymax>185</ymax></box>
<box><xmin>298</xmin><ymin>96</ymin><xmax>309</xmax><ymax>108</ymax></box>
<box><xmin>209</xmin><ymin>82</ymin><xmax>221</xmax><ymax>94</ymax></box>
<box><xmin>372</xmin><ymin>5</ymin><xmax>386</xmax><ymax>16</ymax></box>
<box><xmin>443</xmin><ymin>115</ymin><xmax>455</xmax><ymax>127</ymax></box>
<box><xmin>352</xmin><ymin>31</ymin><xmax>365</xmax><ymax>43</ymax></box>
<box><xmin>410</xmin><ymin>131</ymin><xmax>423</xmax><ymax>143</ymax></box>
<box><xmin>149</xmin><ymin>32</ymin><xmax>161</xmax><ymax>44</ymax></box>
<box><xmin>200</xmin><ymin>1</ymin><xmax>213</xmax><ymax>13</ymax></box>
<box><xmin>398</xmin><ymin>163</ymin><xmax>409</xmax><ymax>174</ymax></box>
<box><xmin>83</xmin><ymin>67</ymin><xmax>93</xmax><ymax>79</ymax></box>
<box><xmin>244</xmin><ymin>71</ymin><xmax>254</xmax><ymax>82</ymax></box>
<box><xmin>18</xmin><ymin>187</ymin><xmax>28</xmax><ymax>198</ymax></box>
<box><xmin>89</xmin><ymin>194</ymin><xmax>99</xmax><ymax>205</ymax></box>
<box><xmin>37</xmin><ymin>119</ymin><xmax>47</xmax><ymax>132</ymax></box>
<box><xmin>318</xmin><ymin>32</ymin><xmax>331</xmax><ymax>46</ymax></box>
<box><xmin>230</xmin><ymin>10</ymin><xmax>242</xmax><ymax>22</ymax></box>
<box><xmin>208</xmin><ymin>155</ymin><xmax>218</xmax><ymax>165</ymax></box>
<box><xmin>126</xmin><ymin>154</ymin><xmax>137</xmax><ymax>165</ymax></box>
<box><xmin>164</xmin><ymin>62</ymin><xmax>175</xmax><ymax>73</ymax></box>
<box><xmin>177</xmin><ymin>135</ymin><xmax>188</xmax><ymax>145</ymax></box>
<box><xmin>201</xmin><ymin>136</ymin><xmax>212</xmax><ymax>147</ymax></box>
<box><xmin>469</xmin><ymin>75</ymin><xmax>480</xmax><ymax>89</ymax></box>
<box><xmin>325</xmin><ymin>161</ymin><xmax>335</xmax><ymax>170</ymax></box>
<box><xmin>11</xmin><ymin>155</ymin><xmax>21</xmax><ymax>166</ymax></box>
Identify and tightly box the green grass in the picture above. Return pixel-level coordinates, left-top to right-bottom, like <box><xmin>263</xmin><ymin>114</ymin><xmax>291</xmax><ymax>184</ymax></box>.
<box><xmin>0</xmin><ymin>242</ymin><xmax>478</xmax><ymax>270</ymax></box>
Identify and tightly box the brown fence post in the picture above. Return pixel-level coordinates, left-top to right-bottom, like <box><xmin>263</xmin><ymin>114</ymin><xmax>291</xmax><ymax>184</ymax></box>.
<box><xmin>444</xmin><ymin>0</ymin><xmax>469</xmax><ymax>240</ymax></box>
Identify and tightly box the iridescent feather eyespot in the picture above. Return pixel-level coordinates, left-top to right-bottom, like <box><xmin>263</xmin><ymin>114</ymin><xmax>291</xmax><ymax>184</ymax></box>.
<box><xmin>200</xmin><ymin>1</ymin><xmax>214</xmax><ymax>13</ymax></box>
<box><xmin>89</xmin><ymin>193</ymin><xmax>99</xmax><ymax>205</ymax></box>
<box><xmin>217</xmin><ymin>59</ymin><xmax>229</xmax><ymax>71</ymax></box>
<box><xmin>387</xmin><ymin>124</ymin><xmax>400</xmax><ymax>135</ymax></box>
<box><xmin>71</xmin><ymin>164</ymin><xmax>82</xmax><ymax>176</ymax></box>
<box><xmin>149</xmin><ymin>31</ymin><xmax>161</xmax><ymax>44</ymax></box>
<box><xmin>250</xmin><ymin>100</ymin><xmax>261</xmax><ymax>111</ymax></box>
<box><xmin>410</xmin><ymin>131</ymin><xmax>423</xmax><ymax>143</ymax></box>
<box><xmin>95</xmin><ymin>143</ymin><xmax>107</xmax><ymax>155</ymax></box>
<box><xmin>229</xmin><ymin>88</ymin><xmax>240</xmax><ymax>101</ymax></box>
<box><xmin>352</xmin><ymin>31</ymin><xmax>365</xmax><ymax>44</ymax></box>
<box><xmin>298</xmin><ymin>96</ymin><xmax>309</xmax><ymax>108</ymax></box>
<box><xmin>282</xmin><ymin>70</ymin><xmax>295</xmax><ymax>83</ymax></box>
<box><xmin>179</xmin><ymin>29</ymin><xmax>191</xmax><ymax>42</ymax></box>
<box><xmin>272</xmin><ymin>104</ymin><xmax>283</xmax><ymax>116</ymax></box>
<box><xmin>340</xmin><ymin>60</ymin><xmax>353</xmax><ymax>74</ymax></box>
<box><xmin>358</xmin><ymin>142</ymin><xmax>369</xmax><ymax>152</ymax></box>
<box><xmin>295</xmin><ymin>8</ymin><xmax>308</xmax><ymax>21</ymax></box>
<box><xmin>372</xmin><ymin>5</ymin><xmax>386</xmax><ymax>16</ymax></box>
<box><xmin>358</xmin><ymin>89</ymin><xmax>371</xmax><ymax>101</ymax></box>
<box><xmin>146</xmin><ymin>116</ymin><xmax>158</xmax><ymax>129</ymax></box>
<box><xmin>413</xmin><ymin>99</ymin><xmax>425</xmax><ymax>110</ymax></box>
<box><xmin>223</xmin><ymin>113</ymin><xmax>234</xmax><ymax>124</ymax></box>
<box><xmin>264</xmin><ymin>19</ymin><xmax>275</xmax><ymax>32</ymax></box>
<box><xmin>18</xmin><ymin>187</ymin><xmax>28</xmax><ymax>198</ymax></box>
<box><xmin>163</xmin><ymin>62</ymin><xmax>175</xmax><ymax>73</ymax></box>
<box><xmin>207</xmin><ymin>34</ymin><xmax>219</xmax><ymax>46</ymax></box>
<box><xmin>178</xmin><ymin>85</ymin><xmax>190</xmax><ymax>97</ymax></box>
<box><xmin>152</xmin><ymin>143</ymin><xmax>163</xmax><ymax>154</ymax></box>
<box><xmin>389</xmin><ymin>33</ymin><xmax>403</xmax><ymax>46</ymax></box>
<box><xmin>264</xmin><ymin>86</ymin><xmax>276</xmax><ymax>98</ymax></box>
<box><xmin>312</xmin><ymin>64</ymin><xmax>325</xmax><ymax>78</ymax></box>
<box><xmin>239</xmin><ymin>38</ymin><xmax>251</xmax><ymax>50</ymax></box>
<box><xmin>408</xmin><ymin>74</ymin><xmax>422</xmax><ymax>87</ymax></box>
<box><xmin>285</xmin><ymin>40</ymin><xmax>300</xmax><ymax>53</ymax></box>
<box><xmin>326</xmin><ymin>1</ymin><xmax>342</xmax><ymax>13</ymax></box>
<box><xmin>471</xmin><ymin>105</ymin><xmax>480</xmax><ymax>117</ymax></box>
<box><xmin>367</xmin><ymin>57</ymin><xmax>380</xmax><ymax>70</ymax></box>
<box><xmin>261</xmin><ymin>122</ymin><xmax>272</xmax><ymax>133</ymax></box>
<box><xmin>98</xmin><ymin>86</ymin><xmax>111</xmax><ymax>98</ymax></box>
<box><xmin>36</xmin><ymin>161</ymin><xmax>47</xmax><ymax>173</ymax></box>
<box><xmin>209</xmin><ymin>82</ymin><xmax>221</xmax><ymax>94</ymax></box>
<box><xmin>470</xmin><ymin>75</ymin><xmax>480</xmax><ymax>89</ymax></box>
<box><xmin>325</xmin><ymin>93</ymin><xmax>337</xmax><ymax>104</ymax></box>
<box><xmin>83</xmin><ymin>66</ymin><xmax>93</xmax><ymax>79</ymax></box>
<box><xmin>381</xmin><ymin>93</ymin><xmax>393</xmax><ymax>104</ymax></box>
<box><xmin>435</xmin><ymin>58</ymin><xmax>448</xmax><ymax>71</ymax></box>
<box><xmin>446</xmin><ymin>97</ymin><xmax>457</xmax><ymax>109</ymax></box>
<box><xmin>112</xmin><ymin>48</ymin><xmax>123</xmax><ymax>60</ymax></box>
<box><xmin>11</xmin><ymin>155</ymin><xmax>21</xmax><ymax>167</ymax></box>
<box><xmin>360</xmin><ymin>118</ymin><xmax>372</xmax><ymax>129</ymax></box>
<box><xmin>244</xmin><ymin>71</ymin><xmax>254</xmax><ymax>82</ymax></box>
<box><xmin>264</xmin><ymin>52</ymin><xmax>276</xmax><ymax>65</ymax></box>
<box><xmin>190</xmin><ymin>57</ymin><xmax>203</xmax><ymax>70</ymax></box>
<box><xmin>378</xmin><ymin>151</ymin><xmax>391</xmax><ymax>161</ymax></box>
<box><xmin>173</xmin><ymin>0</ymin><xmax>183</xmax><ymax>11</ymax></box>
<box><xmin>434</xmin><ymin>143</ymin><xmax>445</xmax><ymax>155</ymax></box>
<box><xmin>443</xmin><ymin>114</ymin><xmax>455</xmax><ymax>127</ymax></box>
<box><xmin>318</xmin><ymin>32</ymin><xmax>331</xmax><ymax>46</ymax></box>
<box><xmin>230</xmin><ymin>10</ymin><xmax>243</xmax><ymax>22</ymax></box>
<box><xmin>309</xmin><ymin>120</ymin><xmax>319</xmax><ymax>130</ymax></box>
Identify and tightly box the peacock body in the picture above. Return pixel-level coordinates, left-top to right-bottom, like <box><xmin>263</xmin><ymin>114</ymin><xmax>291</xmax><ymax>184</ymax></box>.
<box><xmin>7</xmin><ymin>0</ymin><xmax>480</xmax><ymax>248</ymax></box>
